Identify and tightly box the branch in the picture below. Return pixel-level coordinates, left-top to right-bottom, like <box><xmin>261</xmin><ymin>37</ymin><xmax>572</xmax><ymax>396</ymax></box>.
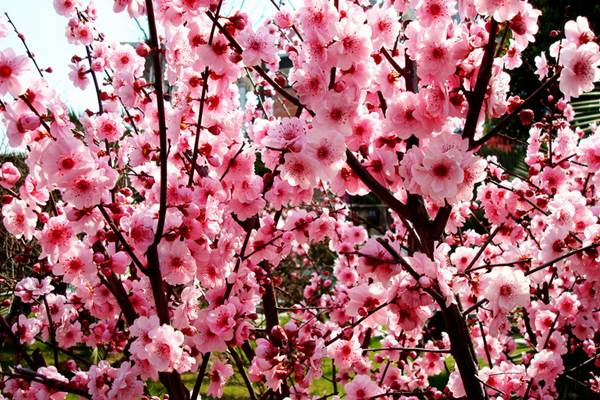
<box><xmin>4</xmin><ymin>13</ymin><xmax>44</xmax><ymax>77</ymax></box>
<box><xmin>145</xmin><ymin>0</ymin><xmax>169</xmax><ymax>245</ymax></box>
<box><xmin>0</xmin><ymin>314</ymin><xmax>38</xmax><ymax>369</ymax></box>
<box><xmin>363</xmin><ymin>346</ymin><xmax>450</xmax><ymax>353</ymax></box>
<box><xmin>471</xmin><ymin>71</ymin><xmax>561</xmax><ymax>149</ymax></box>
<box><xmin>97</xmin><ymin>205</ymin><xmax>145</xmax><ymax>272</ymax></box>
<box><xmin>188</xmin><ymin>0</ymin><xmax>222</xmax><ymax>186</ymax></box>
<box><xmin>190</xmin><ymin>353</ymin><xmax>210</xmax><ymax>400</ymax></box>
<box><xmin>345</xmin><ymin>150</ymin><xmax>415</xmax><ymax>231</ymax></box>
<box><xmin>6</xmin><ymin>368</ymin><xmax>91</xmax><ymax>399</ymax></box>
<box><xmin>205</xmin><ymin>11</ymin><xmax>312</xmax><ymax>116</ymax></box>
<box><xmin>463</xmin><ymin>19</ymin><xmax>498</xmax><ymax>144</ymax></box>
<box><xmin>229</xmin><ymin>348</ymin><xmax>258</xmax><ymax>400</ymax></box>
<box><xmin>144</xmin><ymin>2</ymin><xmax>188</xmax><ymax>399</ymax></box>
<box><xmin>525</xmin><ymin>243</ymin><xmax>598</xmax><ymax>276</ymax></box>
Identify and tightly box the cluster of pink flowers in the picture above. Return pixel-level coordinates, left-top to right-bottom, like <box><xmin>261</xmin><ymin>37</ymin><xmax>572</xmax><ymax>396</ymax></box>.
<box><xmin>0</xmin><ymin>0</ymin><xmax>599</xmax><ymax>399</ymax></box>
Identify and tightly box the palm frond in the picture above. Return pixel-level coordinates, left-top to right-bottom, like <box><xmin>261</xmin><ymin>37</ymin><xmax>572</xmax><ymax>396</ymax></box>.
<box><xmin>572</xmin><ymin>84</ymin><xmax>600</xmax><ymax>131</ymax></box>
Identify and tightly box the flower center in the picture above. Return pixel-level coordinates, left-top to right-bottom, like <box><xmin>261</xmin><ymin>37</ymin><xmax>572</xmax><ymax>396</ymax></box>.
<box><xmin>61</xmin><ymin>157</ymin><xmax>75</xmax><ymax>170</ymax></box>
<box><xmin>0</xmin><ymin>65</ymin><xmax>12</xmax><ymax>78</ymax></box>
<box><xmin>573</xmin><ymin>60</ymin><xmax>590</xmax><ymax>78</ymax></box>
<box><xmin>432</xmin><ymin>163</ymin><xmax>449</xmax><ymax>178</ymax></box>
<box><xmin>499</xmin><ymin>284</ymin><xmax>513</xmax><ymax>297</ymax></box>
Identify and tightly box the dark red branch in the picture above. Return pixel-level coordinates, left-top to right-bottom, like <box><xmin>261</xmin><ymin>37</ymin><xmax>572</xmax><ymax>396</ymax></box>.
<box><xmin>471</xmin><ymin>71</ymin><xmax>561</xmax><ymax>149</ymax></box>
<box><xmin>463</xmin><ymin>19</ymin><xmax>498</xmax><ymax>144</ymax></box>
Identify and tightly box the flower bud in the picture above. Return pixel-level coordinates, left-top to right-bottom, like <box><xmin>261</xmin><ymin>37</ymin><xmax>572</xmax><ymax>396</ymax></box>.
<box><xmin>18</xmin><ymin>114</ymin><xmax>41</xmax><ymax>131</ymax></box>
<box><xmin>519</xmin><ymin>109</ymin><xmax>534</xmax><ymax>126</ymax></box>
<box><xmin>136</xmin><ymin>43</ymin><xmax>150</xmax><ymax>57</ymax></box>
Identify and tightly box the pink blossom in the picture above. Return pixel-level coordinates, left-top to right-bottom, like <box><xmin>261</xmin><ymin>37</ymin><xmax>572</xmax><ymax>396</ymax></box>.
<box><xmin>145</xmin><ymin>324</ymin><xmax>185</xmax><ymax>372</ymax></box>
<box><xmin>281</xmin><ymin>152</ymin><xmax>318</xmax><ymax>189</ymax></box>
<box><xmin>344</xmin><ymin>374</ymin><xmax>381</xmax><ymax>400</ymax></box>
<box><xmin>329</xmin><ymin>19</ymin><xmax>372</xmax><ymax>70</ymax></box>
<box><xmin>366</xmin><ymin>5</ymin><xmax>400</xmax><ymax>49</ymax></box>
<box><xmin>1</xmin><ymin>199</ymin><xmax>36</xmax><ymax>241</ymax></box>
<box><xmin>51</xmin><ymin>242</ymin><xmax>96</xmax><ymax>284</ymax></box>
<box><xmin>0</xmin><ymin>48</ymin><xmax>29</xmax><ymax>96</ymax></box>
<box><xmin>527</xmin><ymin>349</ymin><xmax>565</xmax><ymax>385</ymax></box>
<box><xmin>68</xmin><ymin>61</ymin><xmax>90</xmax><ymax>90</ymax></box>
<box><xmin>412</xmin><ymin>150</ymin><xmax>464</xmax><ymax>203</ymax></box>
<box><xmin>415</xmin><ymin>0</ymin><xmax>456</xmax><ymax>27</ymax></box>
<box><xmin>92</xmin><ymin>113</ymin><xmax>125</xmax><ymax>142</ymax></box>
<box><xmin>239</xmin><ymin>26</ymin><xmax>278</xmax><ymax>66</ymax></box>
<box><xmin>0</xmin><ymin>162</ymin><xmax>21</xmax><ymax>188</ymax></box>
<box><xmin>12</xmin><ymin>315</ymin><xmax>41</xmax><ymax>345</ymax></box>
<box><xmin>481</xmin><ymin>267</ymin><xmax>530</xmax><ymax>314</ymax></box>
<box><xmin>564</xmin><ymin>16</ymin><xmax>595</xmax><ymax>47</ymax></box>
<box><xmin>262</xmin><ymin>117</ymin><xmax>306</xmax><ymax>152</ymax></box>
<box><xmin>535</xmin><ymin>51</ymin><xmax>549</xmax><ymax>79</ymax></box>
<box><xmin>158</xmin><ymin>240</ymin><xmax>197</xmax><ymax>285</ymax></box>
<box><xmin>207</xmin><ymin>359</ymin><xmax>234</xmax><ymax>398</ymax></box>
<box><xmin>559</xmin><ymin>42</ymin><xmax>600</xmax><ymax>100</ymax></box>
<box><xmin>475</xmin><ymin>0</ymin><xmax>523</xmax><ymax>22</ymax></box>
<box><xmin>53</xmin><ymin>0</ymin><xmax>79</xmax><ymax>16</ymax></box>
<box><xmin>107</xmin><ymin>362</ymin><xmax>144</xmax><ymax>400</ymax></box>
<box><xmin>38</xmin><ymin>215</ymin><xmax>75</xmax><ymax>263</ymax></box>
<box><xmin>328</xmin><ymin>338</ymin><xmax>361</xmax><ymax>370</ymax></box>
<box><xmin>206</xmin><ymin>303</ymin><xmax>237</xmax><ymax>340</ymax></box>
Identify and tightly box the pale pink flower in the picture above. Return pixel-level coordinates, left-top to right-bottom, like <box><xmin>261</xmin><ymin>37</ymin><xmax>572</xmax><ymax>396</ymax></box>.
<box><xmin>130</xmin><ymin>315</ymin><xmax>161</xmax><ymax>361</ymax></box>
<box><xmin>559</xmin><ymin>42</ymin><xmax>600</xmax><ymax>100</ymax></box>
<box><xmin>56</xmin><ymin>320</ymin><xmax>82</xmax><ymax>348</ymax></box>
<box><xmin>68</xmin><ymin>61</ymin><xmax>90</xmax><ymax>90</ymax></box>
<box><xmin>207</xmin><ymin>359</ymin><xmax>234</xmax><ymax>398</ymax></box>
<box><xmin>158</xmin><ymin>240</ymin><xmax>197</xmax><ymax>285</ymax></box>
<box><xmin>12</xmin><ymin>315</ymin><xmax>41</xmax><ymax>345</ymax></box>
<box><xmin>274</xmin><ymin>10</ymin><xmax>293</xmax><ymax>29</ymax></box>
<box><xmin>564</xmin><ymin>16</ymin><xmax>595</xmax><ymax>47</ymax></box>
<box><xmin>385</xmin><ymin>92</ymin><xmax>427</xmax><ymax>139</ymax></box>
<box><xmin>14</xmin><ymin>277</ymin><xmax>54</xmax><ymax>303</ymax></box>
<box><xmin>344</xmin><ymin>374</ymin><xmax>381</xmax><ymax>400</ymax></box>
<box><xmin>0</xmin><ymin>49</ymin><xmax>29</xmax><ymax>96</ymax></box>
<box><xmin>366</xmin><ymin>5</ymin><xmax>399</xmax><ymax>49</ymax></box>
<box><xmin>61</xmin><ymin>164</ymin><xmax>117</xmax><ymax>209</ymax></box>
<box><xmin>415</xmin><ymin>24</ymin><xmax>457</xmax><ymax>84</ymax></box>
<box><xmin>281</xmin><ymin>152</ymin><xmax>318</xmax><ymax>189</ymax></box>
<box><xmin>38</xmin><ymin>215</ymin><xmax>75</xmax><ymax>263</ymax></box>
<box><xmin>145</xmin><ymin>324</ymin><xmax>185</xmax><ymax>372</ymax></box>
<box><xmin>481</xmin><ymin>267</ymin><xmax>530</xmax><ymax>314</ymax></box>
<box><xmin>580</xmin><ymin>132</ymin><xmax>600</xmax><ymax>170</ymax></box>
<box><xmin>113</xmin><ymin>0</ymin><xmax>146</xmax><ymax>17</ymax></box>
<box><xmin>41</xmin><ymin>135</ymin><xmax>95</xmax><ymax>186</ymax></box>
<box><xmin>416</xmin><ymin>0</ymin><xmax>456</xmax><ymax>27</ymax></box>
<box><xmin>328</xmin><ymin>338</ymin><xmax>361</xmax><ymax>370</ymax></box>
<box><xmin>412</xmin><ymin>150</ymin><xmax>464</xmax><ymax>203</ymax></box>
<box><xmin>239</xmin><ymin>26</ymin><xmax>278</xmax><ymax>66</ymax></box>
<box><xmin>107</xmin><ymin>362</ymin><xmax>144</xmax><ymax>400</ymax></box>
<box><xmin>304</xmin><ymin>130</ymin><xmax>345</xmax><ymax>180</ymax></box>
<box><xmin>262</xmin><ymin>117</ymin><xmax>306</xmax><ymax>152</ymax></box>
<box><xmin>206</xmin><ymin>303</ymin><xmax>237</xmax><ymax>340</ymax></box>
<box><xmin>475</xmin><ymin>0</ymin><xmax>523</xmax><ymax>22</ymax></box>
<box><xmin>52</xmin><ymin>242</ymin><xmax>96</xmax><ymax>284</ymax></box>
<box><xmin>527</xmin><ymin>349</ymin><xmax>564</xmax><ymax>385</ymax></box>
<box><xmin>534</xmin><ymin>52</ymin><xmax>549</xmax><ymax>79</ymax></box>
<box><xmin>329</xmin><ymin>20</ymin><xmax>372</xmax><ymax>70</ymax></box>
<box><xmin>346</xmin><ymin>282</ymin><xmax>386</xmax><ymax>317</ymax></box>
<box><xmin>93</xmin><ymin>113</ymin><xmax>124</xmax><ymax>142</ymax></box>
<box><xmin>53</xmin><ymin>0</ymin><xmax>79</xmax><ymax>16</ymax></box>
